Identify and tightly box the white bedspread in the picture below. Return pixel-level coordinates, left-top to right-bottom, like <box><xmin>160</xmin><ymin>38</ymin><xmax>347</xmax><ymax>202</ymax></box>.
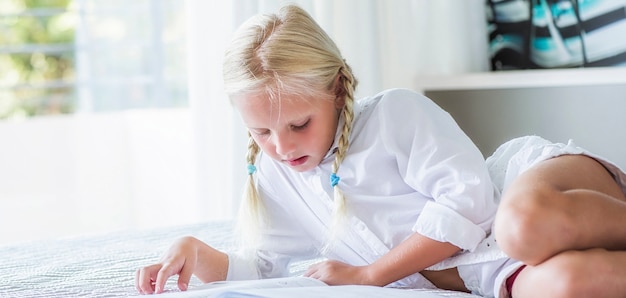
<box><xmin>0</xmin><ymin>220</ymin><xmax>481</xmax><ymax>297</ymax></box>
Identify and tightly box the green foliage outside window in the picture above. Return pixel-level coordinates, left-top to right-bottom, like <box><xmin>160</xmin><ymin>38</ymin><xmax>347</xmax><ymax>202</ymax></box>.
<box><xmin>0</xmin><ymin>0</ymin><xmax>75</xmax><ymax>120</ymax></box>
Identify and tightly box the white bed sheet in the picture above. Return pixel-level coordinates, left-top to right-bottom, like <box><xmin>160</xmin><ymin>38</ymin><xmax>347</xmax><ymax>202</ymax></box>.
<box><xmin>0</xmin><ymin>220</ymin><xmax>481</xmax><ymax>297</ymax></box>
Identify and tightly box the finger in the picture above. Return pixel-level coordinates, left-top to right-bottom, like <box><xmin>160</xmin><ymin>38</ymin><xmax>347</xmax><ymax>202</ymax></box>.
<box><xmin>135</xmin><ymin>269</ymin><xmax>140</xmax><ymax>293</ymax></box>
<box><xmin>155</xmin><ymin>263</ymin><xmax>179</xmax><ymax>294</ymax></box>
<box><xmin>177</xmin><ymin>261</ymin><xmax>193</xmax><ymax>291</ymax></box>
<box><xmin>135</xmin><ymin>268</ymin><xmax>150</xmax><ymax>294</ymax></box>
<box><xmin>303</xmin><ymin>266</ymin><xmax>315</xmax><ymax>277</ymax></box>
<box><xmin>304</xmin><ymin>260</ymin><xmax>325</xmax><ymax>277</ymax></box>
<box><xmin>136</xmin><ymin>266</ymin><xmax>158</xmax><ymax>294</ymax></box>
<box><xmin>303</xmin><ymin>270</ymin><xmax>311</xmax><ymax>277</ymax></box>
<box><xmin>304</xmin><ymin>267</ymin><xmax>321</xmax><ymax>279</ymax></box>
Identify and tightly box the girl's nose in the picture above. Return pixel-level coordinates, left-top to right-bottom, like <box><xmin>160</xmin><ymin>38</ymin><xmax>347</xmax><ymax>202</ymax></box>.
<box><xmin>273</xmin><ymin>133</ymin><xmax>296</xmax><ymax>156</ymax></box>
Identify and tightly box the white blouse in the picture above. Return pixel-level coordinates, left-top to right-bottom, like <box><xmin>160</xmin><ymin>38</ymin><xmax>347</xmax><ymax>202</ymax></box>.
<box><xmin>226</xmin><ymin>88</ymin><xmax>501</xmax><ymax>288</ymax></box>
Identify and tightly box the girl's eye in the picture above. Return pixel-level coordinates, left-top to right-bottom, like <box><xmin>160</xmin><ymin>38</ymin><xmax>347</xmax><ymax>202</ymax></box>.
<box><xmin>291</xmin><ymin>120</ymin><xmax>310</xmax><ymax>131</ymax></box>
<box><xmin>251</xmin><ymin>129</ymin><xmax>270</xmax><ymax>137</ymax></box>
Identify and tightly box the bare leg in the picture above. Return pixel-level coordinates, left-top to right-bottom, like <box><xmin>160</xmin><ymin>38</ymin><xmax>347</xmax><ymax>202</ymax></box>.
<box><xmin>512</xmin><ymin>248</ymin><xmax>626</xmax><ymax>298</ymax></box>
<box><xmin>421</xmin><ymin>268</ymin><xmax>469</xmax><ymax>293</ymax></box>
<box><xmin>495</xmin><ymin>154</ymin><xmax>626</xmax><ymax>265</ymax></box>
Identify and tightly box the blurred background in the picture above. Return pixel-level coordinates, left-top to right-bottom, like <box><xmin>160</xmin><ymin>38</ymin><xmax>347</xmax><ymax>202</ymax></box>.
<box><xmin>0</xmin><ymin>0</ymin><xmax>491</xmax><ymax>246</ymax></box>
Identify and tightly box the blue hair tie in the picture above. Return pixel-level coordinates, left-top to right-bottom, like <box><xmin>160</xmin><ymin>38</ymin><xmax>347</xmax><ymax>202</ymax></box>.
<box><xmin>247</xmin><ymin>164</ymin><xmax>257</xmax><ymax>175</ymax></box>
<box><xmin>330</xmin><ymin>173</ymin><xmax>340</xmax><ymax>187</ymax></box>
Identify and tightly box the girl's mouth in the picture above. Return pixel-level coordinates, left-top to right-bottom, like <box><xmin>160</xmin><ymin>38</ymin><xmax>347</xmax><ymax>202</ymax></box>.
<box><xmin>286</xmin><ymin>156</ymin><xmax>308</xmax><ymax>167</ymax></box>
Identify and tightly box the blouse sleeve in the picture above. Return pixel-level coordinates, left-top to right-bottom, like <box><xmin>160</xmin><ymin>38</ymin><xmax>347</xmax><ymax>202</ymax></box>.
<box><xmin>377</xmin><ymin>89</ymin><xmax>498</xmax><ymax>251</ymax></box>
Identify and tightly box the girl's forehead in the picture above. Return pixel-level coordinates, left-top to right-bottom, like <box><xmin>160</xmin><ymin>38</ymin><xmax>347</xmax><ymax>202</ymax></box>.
<box><xmin>234</xmin><ymin>93</ymin><xmax>318</xmax><ymax>123</ymax></box>
<box><xmin>234</xmin><ymin>92</ymin><xmax>322</xmax><ymax>112</ymax></box>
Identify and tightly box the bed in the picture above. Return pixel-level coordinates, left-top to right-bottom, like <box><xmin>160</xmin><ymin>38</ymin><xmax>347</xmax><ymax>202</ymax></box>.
<box><xmin>0</xmin><ymin>220</ymin><xmax>482</xmax><ymax>297</ymax></box>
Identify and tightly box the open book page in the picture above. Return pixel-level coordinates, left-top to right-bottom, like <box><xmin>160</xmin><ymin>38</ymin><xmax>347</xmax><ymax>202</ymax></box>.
<box><xmin>190</xmin><ymin>276</ymin><xmax>327</xmax><ymax>293</ymax></box>
<box><xmin>215</xmin><ymin>285</ymin><xmax>451</xmax><ymax>298</ymax></box>
<box><xmin>129</xmin><ymin>276</ymin><xmax>327</xmax><ymax>298</ymax></box>
<box><xmin>128</xmin><ymin>276</ymin><xmax>474</xmax><ymax>298</ymax></box>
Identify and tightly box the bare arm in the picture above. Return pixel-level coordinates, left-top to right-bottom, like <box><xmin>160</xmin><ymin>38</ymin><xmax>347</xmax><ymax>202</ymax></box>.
<box><xmin>190</xmin><ymin>237</ymin><xmax>230</xmax><ymax>283</ymax></box>
<box><xmin>367</xmin><ymin>232</ymin><xmax>460</xmax><ymax>285</ymax></box>
<box><xmin>305</xmin><ymin>232</ymin><xmax>460</xmax><ymax>287</ymax></box>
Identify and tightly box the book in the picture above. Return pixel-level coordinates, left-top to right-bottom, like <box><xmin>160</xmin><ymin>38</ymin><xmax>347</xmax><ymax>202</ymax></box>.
<box><xmin>135</xmin><ymin>276</ymin><xmax>458</xmax><ymax>298</ymax></box>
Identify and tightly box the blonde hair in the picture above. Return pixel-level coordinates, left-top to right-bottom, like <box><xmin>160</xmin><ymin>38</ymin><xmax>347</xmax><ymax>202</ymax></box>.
<box><xmin>223</xmin><ymin>5</ymin><xmax>358</xmax><ymax>252</ymax></box>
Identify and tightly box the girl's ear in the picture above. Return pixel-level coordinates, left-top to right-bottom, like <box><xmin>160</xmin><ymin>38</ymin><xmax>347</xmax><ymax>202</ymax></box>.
<box><xmin>333</xmin><ymin>74</ymin><xmax>346</xmax><ymax>109</ymax></box>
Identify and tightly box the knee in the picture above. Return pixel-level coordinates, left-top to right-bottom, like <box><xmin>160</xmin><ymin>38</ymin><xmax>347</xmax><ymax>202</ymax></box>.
<box><xmin>494</xmin><ymin>186</ymin><xmax>548</xmax><ymax>261</ymax></box>
<box><xmin>494</xmin><ymin>186</ymin><xmax>575</xmax><ymax>264</ymax></box>
<box><xmin>523</xmin><ymin>250</ymin><xmax>601</xmax><ymax>298</ymax></box>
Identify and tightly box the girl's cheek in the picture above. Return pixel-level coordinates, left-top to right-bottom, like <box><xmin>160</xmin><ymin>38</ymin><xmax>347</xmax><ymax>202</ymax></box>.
<box><xmin>258</xmin><ymin>140</ymin><xmax>274</xmax><ymax>153</ymax></box>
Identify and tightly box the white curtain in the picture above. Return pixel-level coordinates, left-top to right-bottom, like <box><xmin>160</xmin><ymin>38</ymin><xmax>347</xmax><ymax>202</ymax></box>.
<box><xmin>186</xmin><ymin>0</ymin><xmax>489</xmax><ymax>219</ymax></box>
<box><xmin>0</xmin><ymin>0</ymin><xmax>488</xmax><ymax>245</ymax></box>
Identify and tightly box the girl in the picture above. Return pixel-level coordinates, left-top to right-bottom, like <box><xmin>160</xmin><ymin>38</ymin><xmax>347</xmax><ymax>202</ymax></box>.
<box><xmin>136</xmin><ymin>5</ymin><xmax>626</xmax><ymax>297</ymax></box>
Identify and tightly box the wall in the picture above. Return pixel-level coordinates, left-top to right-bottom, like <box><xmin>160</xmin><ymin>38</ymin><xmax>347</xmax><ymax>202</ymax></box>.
<box><xmin>426</xmin><ymin>83</ymin><xmax>626</xmax><ymax>169</ymax></box>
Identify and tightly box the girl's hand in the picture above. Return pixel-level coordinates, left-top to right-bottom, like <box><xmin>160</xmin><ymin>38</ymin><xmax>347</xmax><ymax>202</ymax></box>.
<box><xmin>135</xmin><ymin>236</ymin><xmax>201</xmax><ymax>294</ymax></box>
<box><xmin>304</xmin><ymin>260</ymin><xmax>378</xmax><ymax>286</ymax></box>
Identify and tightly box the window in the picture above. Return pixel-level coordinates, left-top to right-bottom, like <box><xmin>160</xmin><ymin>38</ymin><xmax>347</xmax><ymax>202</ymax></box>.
<box><xmin>0</xmin><ymin>0</ymin><xmax>188</xmax><ymax>120</ymax></box>
<box><xmin>0</xmin><ymin>0</ymin><xmax>75</xmax><ymax>119</ymax></box>
<box><xmin>75</xmin><ymin>0</ymin><xmax>188</xmax><ymax>113</ymax></box>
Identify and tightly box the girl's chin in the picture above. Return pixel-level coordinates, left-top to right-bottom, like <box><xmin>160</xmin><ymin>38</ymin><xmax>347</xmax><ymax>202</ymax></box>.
<box><xmin>289</xmin><ymin>164</ymin><xmax>315</xmax><ymax>173</ymax></box>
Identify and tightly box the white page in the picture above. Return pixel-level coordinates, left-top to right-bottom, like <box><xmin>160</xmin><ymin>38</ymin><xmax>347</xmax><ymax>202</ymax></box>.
<box><xmin>128</xmin><ymin>277</ymin><xmax>327</xmax><ymax>298</ymax></box>
<box><xmin>215</xmin><ymin>285</ymin><xmax>449</xmax><ymax>298</ymax></box>
<box><xmin>128</xmin><ymin>277</ymin><xmax>470</xmax><ymax>298</ymax></box>
<box><xmin>190</xmin><ymin>276</ymin><xmax>327</xmax><ymax>292</ymax></box>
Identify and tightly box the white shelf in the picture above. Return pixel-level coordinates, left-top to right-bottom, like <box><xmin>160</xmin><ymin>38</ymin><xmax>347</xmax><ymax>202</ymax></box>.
<box><xmin>416</xmin><ymin>66</ymin><xmax>626</xmax><ymax>92</ymax></box>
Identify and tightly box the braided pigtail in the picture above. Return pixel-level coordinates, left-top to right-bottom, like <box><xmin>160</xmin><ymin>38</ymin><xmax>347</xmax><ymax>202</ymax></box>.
<box><xmin>235</xmin><ymin>133</ymin><xmax>265</xmax><ymax>252</ymax></box>
<box><xmin>331</xmin><ymin>65</ymin><xmax>356</xmax><ymax>219</ymax></box>
<box><xmin>323</xmin><ymin>64</ymin><xmax>358</xmax><ymax>253</ymax></box>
